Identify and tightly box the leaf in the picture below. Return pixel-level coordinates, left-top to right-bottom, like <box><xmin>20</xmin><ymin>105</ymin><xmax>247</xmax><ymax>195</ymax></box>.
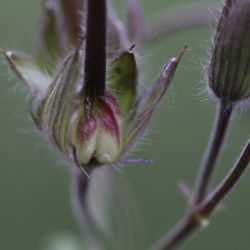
<box><xmin>121</xmin><ymin>46</ymin><xmax>187</xmax><ymax>155</ymax></box>
<box><xmin>108</xmin><ymin>49</ymin><xmax>138</xmax><ymax>114</ymax></box>
<box><xmin>1</xmin><ymin>50</ymin><xmax>52</xmax><ymax>92</ymax></box>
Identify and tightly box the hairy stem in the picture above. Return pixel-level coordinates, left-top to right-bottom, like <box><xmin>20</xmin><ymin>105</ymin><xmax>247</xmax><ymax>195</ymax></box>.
<box><xmin>153</xmin><ymin>140</ymin><xmax>250</xmax><ymax>250</ymax></box>
<box><xmin>83</xmin><ymin>0</ymin><xmax>107</xmax><ymax>102</ymax></box>
<box><xmin>192</xmin><ymin>101</ymin><xmax>234</xmax><ymax>205</ymax></box>
<box><xmin>201</xmin><ymin>139</ymin><xmax>250</xmax><ymax>216</ymax></box>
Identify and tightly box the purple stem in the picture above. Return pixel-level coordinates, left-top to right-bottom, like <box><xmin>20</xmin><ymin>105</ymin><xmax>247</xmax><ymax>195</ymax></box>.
<box><xmin>71</xmin><ymin>166</ymin><xmax>90</xmax><ymax>225</ymax></box>
<box><xmin>83</xmin><ymin>0</ymin><xmax>107</xmax><ymax>103</ymax></box>
<box><xmin>192</xmin><ymin>101</ymin><xmax>234</xmax><ymax>205</ymax></box>
<box><xmin>152</xmin><ymin>140</ymin><xmax>250</xmax><ymax>250</ymax></box>
<box><xmin>71</xmin><ymin>166</ymin><xmax>110</xmax><ymax>248</ymax></box>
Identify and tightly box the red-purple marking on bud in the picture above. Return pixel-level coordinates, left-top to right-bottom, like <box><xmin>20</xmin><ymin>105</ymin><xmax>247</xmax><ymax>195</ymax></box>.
<box><xmin>76</xmin><ymin>115</ymin><xmax>97</xmax><ymax>143</ymax></box>
<box><xmin>99</xmin><ymin>93</ymin><xmax>120</xmax><ymax>144</ymax></box>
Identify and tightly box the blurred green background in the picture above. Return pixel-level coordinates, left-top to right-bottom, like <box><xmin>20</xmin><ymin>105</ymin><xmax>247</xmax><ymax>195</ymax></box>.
<box><xmin>0</xmin><ymin>0</ymin><xmax>249</xmax><ymax>250</ymax></box>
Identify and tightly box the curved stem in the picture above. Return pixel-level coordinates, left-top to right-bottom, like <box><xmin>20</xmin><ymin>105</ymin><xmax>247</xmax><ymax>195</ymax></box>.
<box><xmin>71</xmin><ymin>167</ymin><xmax>111</xmax><ymax>249</ymax></box>
<box><xmin>201</xmin><ymin>139</ymin><xmax>250</xmax><ymax>216</ymax></box>
<box><xmin>192</xmin><ymin>101</ymin><xmax>234</xmax><ymax>205</ymax></box>
<box><xmin>152</xmin><ymin>140</ymin><xmax>250</xmax><ymax>250</ymax></box>
<box><xmin>153</xmin><ymin>216</ymin><xmax>197</xmax><ymax>250</ymax></box>
<box><xmin>145</xmin><ymin>4</ymin><xmax>215</xmax><ymax>44</ymax></box>
<box><xmin>71</xmin><ymin>166</ymin><xmax>90</xmax><ymax>228</ymax></box>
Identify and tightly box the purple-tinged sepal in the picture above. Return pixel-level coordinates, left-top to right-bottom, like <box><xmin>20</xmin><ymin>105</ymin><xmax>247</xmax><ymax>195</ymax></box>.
<box><xmin>1</xmin><ymin>50</ymin><xmax>52</xmax><ymax>92</ymax></box>
<box><xmin>121</xmin><ymin>46</ymin><xmax>187</xmax><ymax>155</ymax></box>
<box><xmin>38</xmin><ymin>50</ymin><xmax>80</xmax><ymax>153</ymax></box>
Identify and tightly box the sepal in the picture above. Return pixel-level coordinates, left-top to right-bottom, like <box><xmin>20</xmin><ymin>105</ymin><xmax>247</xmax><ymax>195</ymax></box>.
<box><xmin>121</xmin><ymin>47</ymin><xmax>187</xmax><ymax>154</ymax></box>
<box><xmin>1</xmin><ymin>50</ymin><xmax>52</xmax><ymax>92</ymax></box>
<box><xmin>108</xmin><ymin>48</ymin><xmax>137</xmax><ymax>114</ymax></box>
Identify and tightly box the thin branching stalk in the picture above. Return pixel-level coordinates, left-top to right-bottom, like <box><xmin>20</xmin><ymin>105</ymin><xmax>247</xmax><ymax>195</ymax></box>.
<box><xmin>200</xmin><ymin>140</ymin><xmax>250</xmax><ymax>216</ymax></box>
<box><xmin>192</xmin><ymin>101</ymin><xmax>234</xmax><ymax>205</ymax></box>
<box><xmin>152</xmin><ymin>139</ymin><xmax>250</xmax><ymax>250</ymax></box>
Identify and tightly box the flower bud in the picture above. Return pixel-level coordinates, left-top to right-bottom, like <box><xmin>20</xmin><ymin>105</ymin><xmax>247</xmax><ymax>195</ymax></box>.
<box><xmin>209</xmin><ymin>0</ymin><xmax>250</xmax><ymax>103</ymax></box>
<box><xmin>71</xmin><ymin>113</ymin><xmax>98</xmax><ymax>165</ymax></box>
<box><xmin>1</xmin><ymin>0</ymin><xmax>186</xmax><ymax>173</ymax></box>
<box><xmin>71</xmin><ymin>93</ymin><xmax>121</xmax><ymax>166</ymax></box>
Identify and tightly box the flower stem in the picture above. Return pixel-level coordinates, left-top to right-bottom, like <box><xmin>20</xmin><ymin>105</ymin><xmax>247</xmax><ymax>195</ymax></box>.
<box><xmin>152</xmin><ymin>140</ymin><xmax>250</xmax><ymax>250</ymax></box>
<box><xmin>192</xmin><ymin>101</ymin><xmax>234</xmax><ymax>205</ymax></box>
<box><xmin>71</xmin><ymin>166</ymin><xmax>90</xmax><ymax>227</ymax></box>
<box><xmin>71</xmin><ymin>167</ymin><xmax>111</xmax><ymax>249</ymax></box>
<box><xmin>200</xmin><ymin>139</ymin><xmax>250</xmax><ymax>216</ymax></box>
<box><xmin>83</xmin><ymin>0</ymin><xmax>107</xmax><ymax>102</ymax></box>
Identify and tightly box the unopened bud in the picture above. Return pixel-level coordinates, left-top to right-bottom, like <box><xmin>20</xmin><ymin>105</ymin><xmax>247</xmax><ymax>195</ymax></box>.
<box><xmin>209</xmin><ymin>0</ymin><xmax>250</xmax><ymax>103</ymax></box>
<box><xmin>71</xmin><ymin>93</ymin><xmax>121</xmax><ymax>166</ymax></box>
<box><xmin>71</xmin><ymin>113</ymin><xmax>98</xmax><ymax>165</ymax></box>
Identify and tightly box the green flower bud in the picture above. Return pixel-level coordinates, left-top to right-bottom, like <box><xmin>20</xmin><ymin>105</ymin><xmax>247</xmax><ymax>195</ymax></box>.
<box><xmin>209</xmin><ymin>0</ymin><xmax>250</xmax><ymax>103</ymax></box>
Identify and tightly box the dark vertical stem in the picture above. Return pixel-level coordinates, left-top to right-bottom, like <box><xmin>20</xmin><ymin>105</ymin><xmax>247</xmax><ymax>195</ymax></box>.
<box><xmin>83</xmin><ymin>0</ymin><xmax>107</xmax><ymax>102</ymax></box>
<box><xmin>192</xmin><ymin>101</ymin><xmax>233</xmax><ymax>205</ymax></box>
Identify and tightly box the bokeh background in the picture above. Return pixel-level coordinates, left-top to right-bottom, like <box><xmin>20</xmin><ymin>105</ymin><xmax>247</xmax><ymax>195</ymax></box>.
<box><xmin>0</xmin><ymin>0</ymin><xmax>249</xmax><ymax>250</ymax></box>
